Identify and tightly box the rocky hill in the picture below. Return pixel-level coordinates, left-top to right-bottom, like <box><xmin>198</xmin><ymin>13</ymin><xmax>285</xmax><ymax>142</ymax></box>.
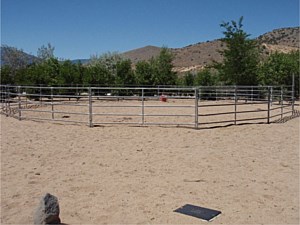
<box><xmin>170</xmin><ymin>39</ymin><xmax>225</xmax><ymax>72</ymax></box>
<box><xmin>122</xmin><ymin>27</ymin><xmax>299</xmax><ymax>73</ymax></box>
<box><xmin>1</xmin><ymin>45</ymin><xmax>40</xmax><ymax>67</ymax></box>
<box><xmin>2</xmin><ymin>27</ymin><xmax>299</xmax><ymax>72</ymax></box>
<box><xmin>122</xmin><ymin>45</ymin><xmax>161</xmax><ymax>64</ymax></box>
<box><xmin>257</xmin><ymin>27</ymin><xmax>299</xmax><ymax>48</ymax></box>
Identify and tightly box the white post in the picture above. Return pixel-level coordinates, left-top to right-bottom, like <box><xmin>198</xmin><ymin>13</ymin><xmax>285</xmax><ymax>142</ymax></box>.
<box><xmin>142</xmin><ymin>88</ymin><xmax>145</xmax><ymax>125</ymax></box>
<box><xmin>281</xmin><ymin>86</ymin><xmax>283</xmax><ymax>119</ymax></box>
<box><xmin>194</xmin><ymin>88</ymin><xmax>199</xmax><ymax>129</ymax></box>
<box><xmin>267</xmin><ymin>87</ymin><xmax>271</xmax><ymax>124</ymax></box>
<box><xmin>234</xmin><ymin>86</ymin><xmax>237</xmax><ymax>125</ymax></box>
<box><xmin>89</xmin><ymin>87</ymin><xmax>93</xmax><ymax>127</ymax></box>
<box><xmin>292</xmin><ymin>73</ymin><xmax>295</xmax><ymax>114</ymax></box>
<box><xmin>51</xmin><ymin>87</ymin><xmax>54</xmax><ymax>119</ymax></box>
<box><xmin>5</xmin><ymin>85</ymin><xmax>8</xmax><ymax>116</ymax></box>
<box><xmin>18</xmin><ymin>86</ymin><xmax>21</xmax><ymax>120</ymax></box>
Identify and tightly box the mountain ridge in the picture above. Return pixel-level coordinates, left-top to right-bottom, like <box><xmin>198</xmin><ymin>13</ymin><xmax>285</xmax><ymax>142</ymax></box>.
<box><xmin>122</xmin><ymin>27</ymin><xmax>299</xmax><ymax>73</ymax></box>
<box><xmin>1</xmin><ymin>27</ymin><xmax>299</xmax><ymax>73</ymax></box>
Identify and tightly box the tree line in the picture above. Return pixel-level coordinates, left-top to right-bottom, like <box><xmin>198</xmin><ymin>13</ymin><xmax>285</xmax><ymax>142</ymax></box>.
<box><xmin>1</xmin><ymin>17</ymin><xmax>299</xmax><ymax>96</ymax></box>
<box><xmin>1</xmin><ymin>47</ymin><xmax>178</xmax><ymax>87</ymax></box>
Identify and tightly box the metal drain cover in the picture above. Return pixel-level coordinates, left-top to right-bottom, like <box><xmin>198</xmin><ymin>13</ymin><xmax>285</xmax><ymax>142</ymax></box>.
<box><xmin>174</xmin><ymin>204</ymin><xmax>221</xmax><ymax>221</ymax></box>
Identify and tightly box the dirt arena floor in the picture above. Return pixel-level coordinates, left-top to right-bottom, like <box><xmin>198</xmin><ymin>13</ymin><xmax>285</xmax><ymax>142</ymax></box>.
<box><xmin>1</xmin><ymin>101</ymin><xmax>299</xmax><ymax>224</ymax></box>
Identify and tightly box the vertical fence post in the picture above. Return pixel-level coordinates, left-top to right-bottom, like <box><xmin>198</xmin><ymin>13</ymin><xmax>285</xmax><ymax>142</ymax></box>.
<box><xmin>76</xmin><ymin>84</ymin><xmax>79</xmax><ymax>102</ymax></box>
<box><xmin>5</xmin><ymin>85</ymin><xmax>9</xmax><ymax>116</ymax></box>
<box><xmin>199</xmin><ymin>87</ymin><xmax>201</xmax><ymax>101</ymax></box>
<box><xmin>40</xmin><ymin>85</ymin><xmax>42</xmax><ymax>106</ymax></box>
<box><xmin>51</xmin><ymin>87</ymin><xmax>54</xmax><ymax>120</ymax></box>
<box><xmin>234</xmin><ymin>86</ymin><xmax>237</xmax><ymax>125</ymax></box>
<box><xmin>280</xmin><ymin>86</ymin><xmax>283</xmax><ymax>119</ymax></box>
<box><xmin>158</xmin><ymin>85</ymin><xmax>160</xmax><ymax>98</ymax></box>
<box><xmin>88</xmin><ymin>87</ymin><xmax>93</xmax><ymax>127</ymax></box>
<box><xmin>267</xmin><ymin>87</ymin><xmax>271</xmax><ymax>124</ymax></box>
<box><xmin>194</xmin><ymin>88</ymin><xmax>199</xmax><ymax>129</ymax></box>
<box><xmin>25</xmin><ymin>88</ymin><xmax>28</xmax><ymax>108</ymax></box>
<box><xmin>7</xmin><ymin>86</ymin><xmax>11</xmax><ymax>116</ymax></box>
<box><xmin>292</xmin><ymin>73</ymin><xmax>295</xmax><ymax>115</ymax></box>
<box><xmin>141</xmin><ymin>88</ymin><xmax>145</xmax><ymax>125</ymax></box>
<box><xmin>270</xmin><ymin>86</ymin><xmax>273</xmax><ymax>106</ymax></box>
<box><xmin>18</xmin><ymin>86</ymin><xmax>21</xmax><ymax>120</ymax></box>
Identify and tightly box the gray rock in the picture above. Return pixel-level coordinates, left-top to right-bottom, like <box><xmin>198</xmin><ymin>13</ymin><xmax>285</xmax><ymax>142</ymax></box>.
<box><xmin>34</xmin><ymin>193</ymin><xmax>61</xmax><ymax>224</ymax></box>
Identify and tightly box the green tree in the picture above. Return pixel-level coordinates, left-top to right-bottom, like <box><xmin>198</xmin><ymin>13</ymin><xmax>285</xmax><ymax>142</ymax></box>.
<box><xmin>84</xmin><ymin>64</ymin><xmax>112</xmax><ymax>86</ymax></box>
<box><xmin>182</xmin><ymin>72</ymin><xmax>195</xmax><ymax>86</ymax></box>
<box><xmin>151</xmin><ymin>47</ymin><xmax>177</xmax><ymax>85</ymax></box>
<box><xmin>217</xmin><ymin>17</ymin><xmax>260</xmax><ymax>85</ymax></box>
<box><xmin>135</xmin><ymin>60</ymin><xmax>153</xmax><ymax>85</ymax></box>
<box><xmin>259</xmin><ymin>50</ymin><xmax>299</xmax><ymax>96</ymax></box>
<box><xmin>115</xmin><ymin>59</ymin><xmax>135</xmax><ymax>86</ymax></box>
<box><xmin>75</xmin><ymin>61</ymin><xmax>86</xmax><ymax>85</ymax></box>
<box><xmin>37</xmin><ymin>43</ymin><xmax>55</xmax><ymax>61</ymax></box>
<box><xmin>89</xmin><ymin>51</ymin><xmax>122</xmax><ymax>77</ymax></box>
<box><xmin>194</xmin><ymin>68</ymin><xmax>217</xmax><ymax>86</ymax></box>
<box><xmin>0</xmin><ymin>66</ymin><xmax>14</xmax><ymax>84</ymax></box>
<box><xmin>22</xmin><ymin>58</ymin><xmax>62</xmax><ymax>85</ymax></box>
<box><xmin>60</xmin><ymin>60</ymin><xmax>78</xmax><ymax>85</ymax></box>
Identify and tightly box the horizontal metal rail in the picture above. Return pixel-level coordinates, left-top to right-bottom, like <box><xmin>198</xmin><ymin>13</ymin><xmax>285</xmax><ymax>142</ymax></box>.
<box><xmin>92</xmin><ymin>104</ymin><xmax>141</xmax><ymax>108</ymax></box>
<box><xmin>270</xmin><ymin>105</ymin><xmax>292</xmax><ymax>111</ymax></box>
<box><xmin>20</xmin><ymin>117</ymin><xmax>87</xmax><ymax>124</ymax></box>
<box><xmin>199</xmin><ymin>116</ymin><xmax>267</xmax><ymax>125</ymax></box>
<box><xmin>198</xmin><ymin>101</ymin><xmax>268</xmax><ymax>107</ymax></box>
<box><xmin>270</xmin><ymin>110</ymin><xmax>293</xmax><ymax>118</ymax></box>
<box><xmin>21</xmin><ymin>108</ymin><xmax>88</xmax><ymax>115</ymax></box>
<box><xmin>93</xmin><ymin>122</ymin><xmax>142</xmax><ymax>125</ymax></box>
<box><xmin>144</xmin><ymin>122</ymin><xmax>195</xmax><ymax>126</ymax></box>
<box><xmin>41</xmin><ymin>102</ymin><xmax>89</xmax><ymax>107</ymax></box>
<box><xmin>199</xmin><ymin>109</ymin><xmax>268</xmax><ymax>117</ymax></box>
<box><xmin>143</xmin><ymin>114</ymin><xmax>194</xmax><ymax>117</ymax></box>
<box><xmin>93</xmin><ymin>113</ymin><xmax>142</xmax><ymax>117</ymax></box>
<box><xmin>93</xmin><ymin>113</ymin><xmax>194</xmax><ymax>117</ymax></box>
<box><xmin>144</xmin><ymin>105</ymin><xmax>194</xmax><ymax>108</ymax></box>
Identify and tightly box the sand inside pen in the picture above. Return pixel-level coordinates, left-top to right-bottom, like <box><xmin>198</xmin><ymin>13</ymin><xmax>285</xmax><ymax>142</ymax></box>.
<box><xmin>1</xmin><ymin>104</ymin><xmax>299</xmax><ymax>224</ymax></box>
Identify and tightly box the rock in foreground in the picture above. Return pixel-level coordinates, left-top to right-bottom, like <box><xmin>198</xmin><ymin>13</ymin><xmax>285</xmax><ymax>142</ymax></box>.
<box><xmin>34</xmin><ymin>193</ymin><xmax>61</xmax><ymax>224</ymax></box>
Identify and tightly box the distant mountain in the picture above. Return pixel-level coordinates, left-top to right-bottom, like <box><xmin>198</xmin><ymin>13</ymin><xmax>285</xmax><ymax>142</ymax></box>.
<box><xmin>122</xmin><ymin>26</ymin><xmax>299</xmax><ymax>73</ymax></box>
<box><xmin>0</xmin><ymin>46</ymin><xmax>89</xmax><ymax>66</ymax></box>
<box><xmin>2</xmin><ymin>27</ymin><xmax>298</xmax><ymax>73</ymax></box>
<box><xmin>70</xmin><ymin>59</ymin><xmax>90</xmax><ymax>64</ymax></box>
<box><xmin>1</xmin><ymin>45</ymin><xmax>40</xmax><ymax>67</ymax></box>
<box><xmin>121</xmin><ymin>41</ymin><xmax>225</xmax><ymax>73</ymax></box>
<box><xmin>170</xmin><ymin>39</ymin><xmax>225</xmax><ymax>72</ymax></box>
<box><xmin>257</xmin><ymin>27</ymin><xmax>299</xmax><ymax>57</ymax></box>
<box><xmin>121</xmin><ymin>45</ymin><xmax>161</xmax><ymax>64</ymax></box>
<box><xmin>257</xmin><ymin>27</ymin><xmax>299</xmax><ymax>48</ymax></box>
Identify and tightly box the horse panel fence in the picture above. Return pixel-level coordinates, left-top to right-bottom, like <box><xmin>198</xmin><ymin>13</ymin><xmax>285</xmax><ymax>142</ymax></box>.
<box><xmin>0</xmin><ymin>85</ymin><xmax>296</xmax><ymax>129</ymax></box>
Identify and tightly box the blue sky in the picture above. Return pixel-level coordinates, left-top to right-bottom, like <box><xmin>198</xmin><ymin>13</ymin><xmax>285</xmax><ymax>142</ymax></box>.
<box><xmin>1</xmin><ymin>0</ymin><xmax>299</xmax><ymax>59</ymax></box>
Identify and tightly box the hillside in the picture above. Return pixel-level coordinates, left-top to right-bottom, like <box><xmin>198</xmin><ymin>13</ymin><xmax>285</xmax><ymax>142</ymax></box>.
<box><xmin>1</xmin><ymin>46</ymin><xmax>40</xmax><ymax>67</ymax></box>
<box><xmin>1</xmin><ymin>27</ymin><xmax>299</xmax><ymax>72</ymax></box>
<box><xmin>122</xmin><ymin>45</ymin><xmax>161</xmax><ymax>64</ymax></box>
<box><xmin>122</xmin><ymin>26</ymin><xmax>299</xmax><ymax>73</ymax></box>
<box><xmin>121</xmin><ymin>40</ymin><xmax>225</xmax><ymax>73</ymax></box>
<box><xmin>171</xmin><ymin>39</ymin><xmax>225</xmax><ymax>72</ymax></box>
<box><xmin>257</xmin><ymin>27</ymin><xmax>299</xmax><ymax>48</ymax></box>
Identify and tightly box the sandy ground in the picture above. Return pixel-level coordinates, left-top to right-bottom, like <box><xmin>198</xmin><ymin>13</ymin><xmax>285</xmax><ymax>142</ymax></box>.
<box><xmin>1</xmin><ymin>103</ymin><xmax>299</xmax><ymax>224</ymax></box>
